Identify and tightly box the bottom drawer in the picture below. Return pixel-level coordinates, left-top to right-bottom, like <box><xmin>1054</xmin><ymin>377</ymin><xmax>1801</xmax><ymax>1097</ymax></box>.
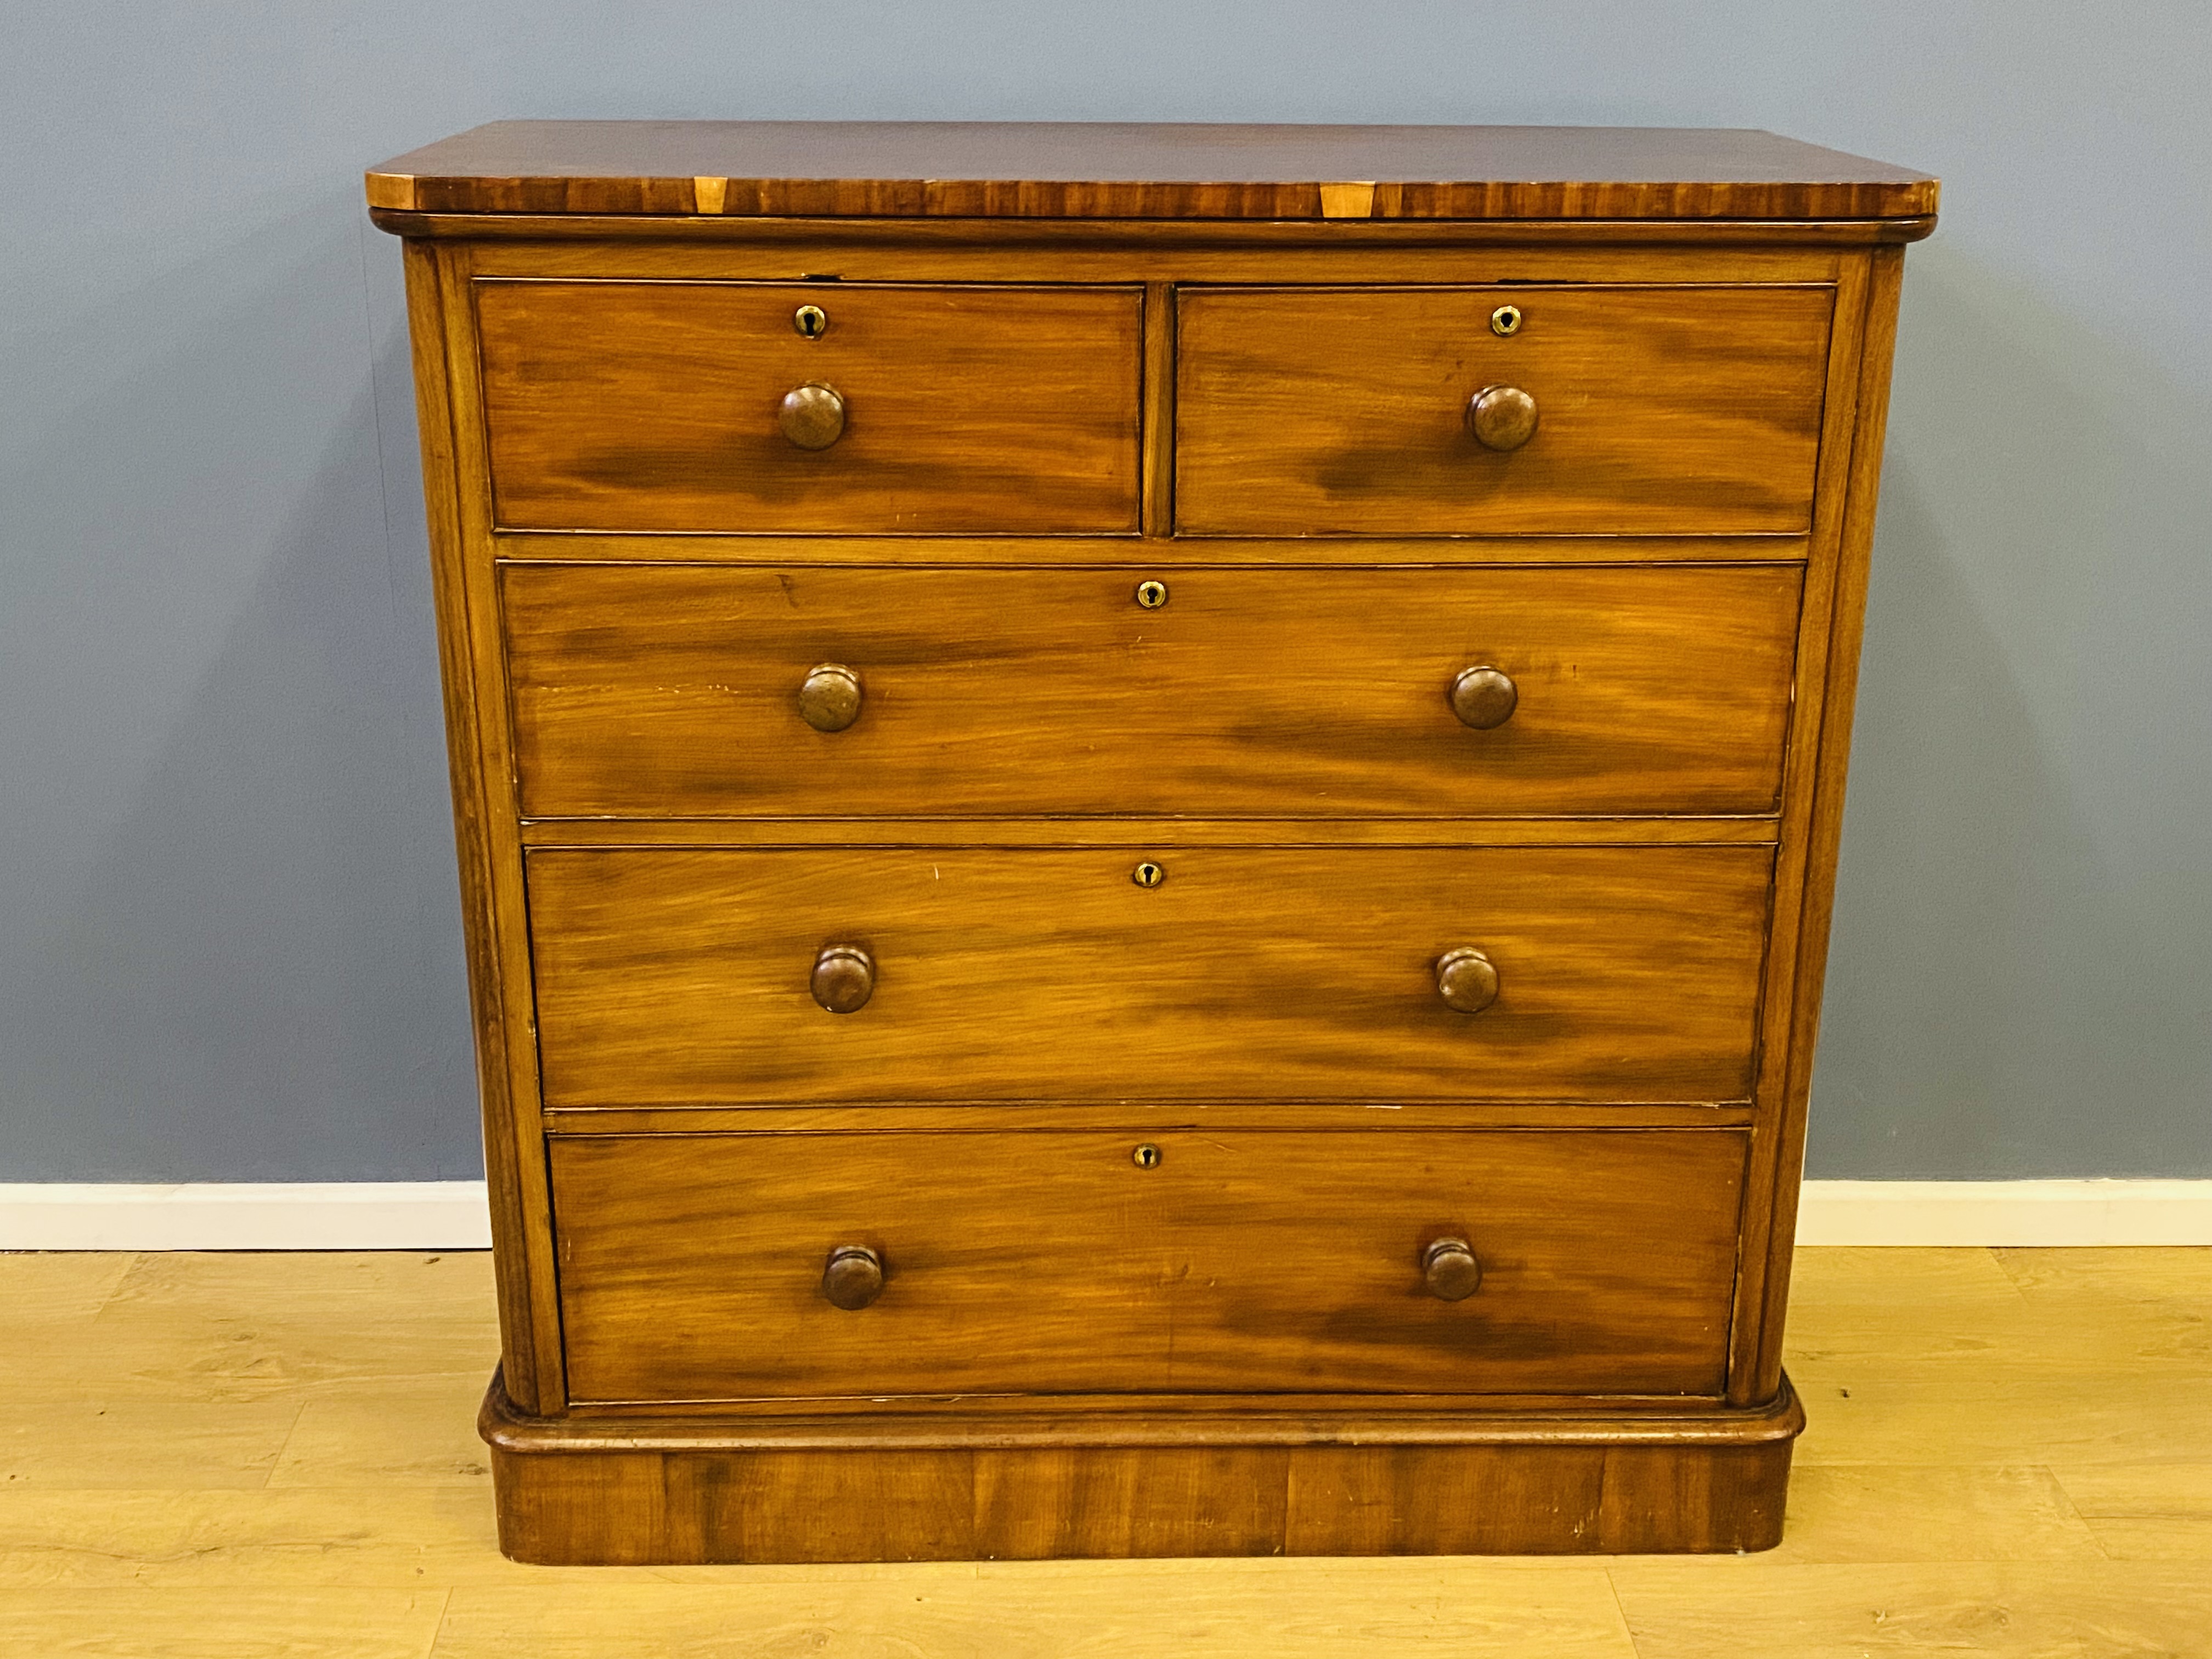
<box><xmin>550</xmin><ymin>1128</ymin><xmax>1747</xmax><ymax>1405</ymax></box>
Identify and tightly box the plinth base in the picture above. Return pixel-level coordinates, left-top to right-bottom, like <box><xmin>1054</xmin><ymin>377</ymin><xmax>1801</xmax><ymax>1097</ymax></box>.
<box><xmin>480</xmin><ymin>1373</ymin><xmax>1803</xmax><ymax>1563</ymax></box>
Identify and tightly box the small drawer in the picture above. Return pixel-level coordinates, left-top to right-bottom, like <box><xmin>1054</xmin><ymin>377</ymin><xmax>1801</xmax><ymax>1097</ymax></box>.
<box><xmin>527</xmin><ymin>844</ymin><xmax>1773</xmax><ymax>1108</ymax></box>
<box><xmin>550</xmin><ymin>1127</ymin><xmax>1747</xmax><ymax>1403</ymax></box>
<box><xmin>1175</xmin><ymin>285</ymin><xmax>1834</xmax><ymax>535</ymax></box>
<box><xmin>504</xmin><ymin>562</ymin><xmax>1804</xmax><ymax>820</ymax></box>
<box><xmin>477</xmin><ymin>280</ymin><xmax>1143</xmax><ymax>533</ymax></box>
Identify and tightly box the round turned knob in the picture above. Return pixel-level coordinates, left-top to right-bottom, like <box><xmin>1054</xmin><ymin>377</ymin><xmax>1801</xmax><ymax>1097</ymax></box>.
<box><xmin>1449</xmin><ymin>666</ymin><xmax>1518</xmax><ymax>730</ymax></box>
<box><xmin>1435</xmin><ymin>946</ymin><xmax>1500</xmax><ymax>1014</ymax></box>
<box><xmin>1466</xmin><ymin>384</ymin><xmax>1538</xmax><ymax>452</ymax></box>
<box><xmin>810</xmin><ymin>944</ymin><xmax>875</xmax><ymax>1014</ymax></box>
<box><xmin>822</xmin><ymin>1244</ymin><xmax>884</xmax><ymax>1310</ymax></box>
<box><xmin>1423</xmin><ymin>1237</ymin><xmax>1482</xmax><ymax>1301</ymax></box>
<box><xmin>778</xmin><ymin>382</ymin><xmax>846</xmax><ymax>450</ymax></box>
<box><xmin>797</xmin><ymin>663</ymin><xmax>862</xmax><ymax>732</ymax></box>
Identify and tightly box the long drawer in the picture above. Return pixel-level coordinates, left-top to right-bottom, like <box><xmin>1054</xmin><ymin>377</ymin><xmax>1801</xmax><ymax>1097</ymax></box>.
<box><xmin>527</xmin><ymin>845</ymin><xmax>1773</xmax><ymax>1107</ymax></box>
<box><xmin>1176</xmin><ymin>284</ymin><xmax>1834</xmax><ymax>535</ymax></box>
<box><xmin>477</xmin><ymin>280</ymin><xmax>1144</xmax><ymax>533</ymax></box>
<box><xmin>504</xmin><ymin>563</ymin><xmax>1804</xmax><ymax>819</ymax></box>
<box><xmin>550</xmin><ymin>1128</ymin><xmax>1748</xmax><ymax>1403</ymax></box>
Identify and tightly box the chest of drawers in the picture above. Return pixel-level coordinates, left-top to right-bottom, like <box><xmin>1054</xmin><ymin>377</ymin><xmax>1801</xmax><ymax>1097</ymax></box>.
<box><xmin>368</xmin><ymin>121</ymin><xmax>1936</xmax><ymax>1564</ymax></box>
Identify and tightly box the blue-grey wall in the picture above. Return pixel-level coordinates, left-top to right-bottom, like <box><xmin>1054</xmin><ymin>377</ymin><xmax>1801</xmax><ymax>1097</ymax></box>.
<box><xmin>4</xmin><ymin>2</ymin><xmax>2205</xmax><ymax>1180</ymax></box>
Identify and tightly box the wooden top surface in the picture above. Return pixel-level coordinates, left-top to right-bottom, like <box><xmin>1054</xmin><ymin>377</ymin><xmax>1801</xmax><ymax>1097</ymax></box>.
<box><xmin>365</xmin><ymin>121</ymin><xmax>1937</xmax><ymax>222</ymax></box>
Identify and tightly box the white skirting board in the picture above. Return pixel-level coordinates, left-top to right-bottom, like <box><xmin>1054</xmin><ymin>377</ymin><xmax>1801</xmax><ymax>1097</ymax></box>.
<box><xmin>0</xmin><ymin>1183</ymin><xmax>496</xmax><ymax>1251</ymax></box>
<box><xmin>0</xmin><ymin>1179</ymin><xmax>2208</xmax><ymax>1250</ymax></box>
<box><xmin>1793</xmin><ymin>1180</ymin><xmax>2212</xmax><ymax>1246</ymax></box>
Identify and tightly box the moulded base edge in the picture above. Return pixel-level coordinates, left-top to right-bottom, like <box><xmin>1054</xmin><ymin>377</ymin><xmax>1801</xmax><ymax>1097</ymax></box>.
<box><xmin>479</xmin><ymin>1371</ymin><xmax>1804</xmax><ymax>1563</ymax></box>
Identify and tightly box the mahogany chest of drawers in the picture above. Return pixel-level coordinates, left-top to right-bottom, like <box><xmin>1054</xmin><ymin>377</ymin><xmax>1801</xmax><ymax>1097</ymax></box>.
<box><xmin>367</xmin><ymin>121</ymin><xmax>1936</xmax><ymax>1563</ymax></box>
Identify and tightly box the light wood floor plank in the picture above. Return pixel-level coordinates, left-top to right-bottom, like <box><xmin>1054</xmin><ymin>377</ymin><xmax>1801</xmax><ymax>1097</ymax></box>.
<box><xmin>0</xmin><ymin>1251</ymin><xmax>135</xmax><ymax>1322</ymax></box>
<box><xmin>1607</xmin><ymin>1561</ymin><xmax>2212</xmax><ymax>1658</ymax></box>
<box><xmin>428</xmin><ymin>1570</ymin><xmax>1640</xmax><ymax>1659</ymax></box>
<box><xmin>268</xmin><ymin>1381</ymin><xmax>493</xmax><ymax>1489</ymax></box>
<box><xmin>1787</xmin><ymin>1245</ymin><xmax>2029</xmax><ymax>1312</ymax></box>
<box><xmin>0</xmin><ymin>1489</ymin><xmax>981</xmax><ymax>1588</ymax></box>
<box><xmin>1994</xmin><ymin>1247</ymin><xmax>2212</xmax><ymax>1303</ymax></box>
<box><xmin>1754</xmin><ymin>1465</ymin><xmax>2104</xmax><ymax>1562</ymax></box>
<box><xmin>2051</xmin><ymin>1464</ymin><xmax>2212</xmax><ymax>1560</ymax></box>
<box><xmin>0</xmin><ymin>1397</ymin><xmax>304</xmax><ymax>1489</ymax></box>
<box><xmin>18</xmin><ymin>1254</ymin><xmax>500</xmax><ymax>1404</ymax></box>
<box><xmin>0</xmin><ymin>1587</ymin><xmax>447</xmax><ymax>1658</ymax></box>
<box><xmin>1790</xmin><ymin>1370</ymin><xmax>2212</xmax><ymax>1466</ymax></box>
<box><xmin>1779</xmin><ymin>1246</ymin><xmax>2210</xmax><ymax>1375</ymax></box>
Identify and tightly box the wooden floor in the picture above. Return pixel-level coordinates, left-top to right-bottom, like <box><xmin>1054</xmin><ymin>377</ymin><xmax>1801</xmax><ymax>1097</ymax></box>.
<box><xmin>1</xmin><ymin>1248</ymin><xmax>2205</xmax><ymax>1657</ymax></box>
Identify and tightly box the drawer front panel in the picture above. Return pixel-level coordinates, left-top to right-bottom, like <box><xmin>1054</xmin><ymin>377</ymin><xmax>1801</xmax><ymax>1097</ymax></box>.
<box><xmin>528</xmin><ymin>845</ymin><xmax>1772</xmax><ymax>1107</ymax></box>
<box><xmin>1176</xmin><ymin>285</ymin><xmax>1833</xmax><ymax>535</ymax></box>
<box><xmin>477</xmin><ymin>281</ymin><xmax>1144</xmax><ymax>533</ymax></box>
<box><xmin>551</xmin><ymin>1128</ymin><xmax>1746</xmax><ymax>1403</ymax></box>
<box><xmin>505</xmin><ymin>563</ymin><xmax>1803</xmax><ymax>819</ymax></box>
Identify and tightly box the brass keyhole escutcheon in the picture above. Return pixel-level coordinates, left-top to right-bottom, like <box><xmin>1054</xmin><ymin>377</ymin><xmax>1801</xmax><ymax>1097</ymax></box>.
<box><xmin>793</xmin><ymin>304</ymin><xmax>829</xmax><ymax>339</ymax></box>
<box><xmin>1132</xmin><ymin>1143</ymin><xmax>1163</xmax><ymax>1169</ymax></box>
<box><xmin>1132</xmin><ymin>861</ymin><xmax>1165</xmax><ymax>889</ymax></box>
<box><xmin>1490</xmin><ymin>304</ymin><xmax>1523</xmax><ymax>337</ymax></box>
<box><xmin>1134</xmin><ymin>579</ymin><xmax>1169</xmax><ymax>610</ymax></box>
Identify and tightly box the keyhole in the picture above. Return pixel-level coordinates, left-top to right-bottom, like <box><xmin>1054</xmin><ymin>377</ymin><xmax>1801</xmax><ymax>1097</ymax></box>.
<box><xmin>1132</xmin><ymin>1143</ymin><xmax>1162</xmax><ymax>1169</ymax></box>
<box><xmin>793</xmin><ymin>304</ymin><xmax>829</xmax><ymax>339</ymax></box>
<box><xmin>1490</xmin><ymin>304</ymin><xmax>1522</xmax><ymax>337</ymax></box>
<box><xmin>1134</xmin><ymin>580</ymin><xmax>1169</xmax><ymax>610</ymax></box>
<box><xmin>1132</xmin><ymin>862</ymin><xmax>1165</xmax><ymax>888</ymax></box>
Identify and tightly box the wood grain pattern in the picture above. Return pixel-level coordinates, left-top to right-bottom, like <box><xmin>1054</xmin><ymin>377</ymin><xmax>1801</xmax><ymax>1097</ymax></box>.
<box><xmin>1739</xmin><ymin>245</ymin><xmax>1909</xmax><ymax>1404</ymax></box>
<box><xmin>0</xmin><ymin>1589</ymin><xmax>451</xmax><ymax>1659</ymax></box>
<box><xmin>401</xmin><ymin>242</ymin><xmax>555</xmax><ymax>1415</ymax></box>
<box><xmin>365</xmin><ymin>121</ymin><xmax>1937</xmax><ymax>222</ymax></box>
<box><xmin>526</xmin><ymin>845</ymin><xmax>1774</xmax><ymax>1107</ymax></box>
<box><xmin>503</xmin><ymin>562</ymin><xmax>1804</xmax><ymax>820</ymax></box>
<box><xmin>427</xmin><ymin>245</ymin><xmax>571</xmax><ymax>1413</ymax></box>
<box><xmin>540</xmin><ymin>1102</ymin><xmax>1760</xmax><ymax>1136</ymax></box>
<box><xmin>496</xmin><ymin>532</ymin><xmax>1813</xmax><ymax>567</ymax></box>
<box><xmin>549</xmin><ymin>1128</ymin><xmax>1746</xmax><ymax>1402</ymax></box>
<box><xmin>485</xmin><ymin>1376</ymin><xmax>1799</xmax><ymax>1563</ymax></box>
<box><xmin>1721</xmin><ymin>246</ymin><xmax>1876</xmax><ymax>1402</ymax></box>
<box><xmin>476</xmin><ymin>280</ymin><xmax>1142</xmax><ymax>533</ymax></box>
<box><xmin>1177</xmin><ymin>285</ymin><xmax>1835</xmax><ymax>535</ymax></box>
<box><xmin>471</xmin><ymin>236</ymin><xmax>1851</xmax><ymax>291</ymax></box>
<box><xmin>1286</xmin><ymin>1442</ymin><xmax>1792</xmax><ymax>1555</ymax></box>
<box><xmin>379</xmin><ymin>208</ymin><xmax>1937</xmax><ymax>248</ymax></box>
<box><xmin>1606</xmin><ymin>1561</ymin><xmax>2212</xmax><ymax>1659</ymax></box>
<box><xmin>520</xmin><ymin>817</ymin><xmax>1782</xmax><ymax>850</ymax></box>
<box><xmin>426</xmin><ymin>1567</ymin><xmax>1649</xmax><ymax>1654</ymax></box>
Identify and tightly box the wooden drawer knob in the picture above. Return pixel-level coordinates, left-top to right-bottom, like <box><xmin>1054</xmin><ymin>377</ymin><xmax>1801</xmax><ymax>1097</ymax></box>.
<box><xmin>1466</xmin><ymin>385</ymin><xmax>1538</xmax><ymax>452</ymax></box>
<box><xmin>822</xmin><ymin>1244</ymin><xmax>884</xmax><ymax>1310</ymax></box>
<box><xmin>1435</xmin><ymin>946</ymin><xmax>1500</xmax><ymax>1014</ymax></box>
<box><xmin>778</xmin><ymin>382</ymin><xmax>846</xmax><ymax>450</ymax></box>
<box><xmin>810</xmin><ymin>945</ymin><xmax>875</xmax><ymax>1014</ymax></box>
<box><xmin>797</xmin><ymin>663</ymin><xmax>863</xmax><ymax>732</ymax></box>
<box><xmin>1423</xmin><ymin>1237</ymin><xmax>1483</xmax><ymax>1301</ymax></box>
<box><xmin>1449</xmin><ymin>665</ymin><xmax>1518</xmax><ymax>730</ymax></box>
